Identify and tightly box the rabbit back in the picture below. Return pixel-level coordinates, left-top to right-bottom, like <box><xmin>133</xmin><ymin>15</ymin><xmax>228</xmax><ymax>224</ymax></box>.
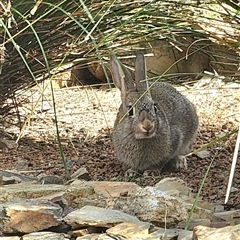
<box><xmin>150</xmin><ymin>82</ymin><xmax>198</xmax><ymax>157</ymax></box>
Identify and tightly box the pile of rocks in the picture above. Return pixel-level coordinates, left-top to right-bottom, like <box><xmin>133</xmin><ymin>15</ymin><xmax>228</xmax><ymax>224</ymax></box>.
<box><xmin>0</xmin><ymin>171</ymin><xmax>239</xmax><ymax>240</ymax></box>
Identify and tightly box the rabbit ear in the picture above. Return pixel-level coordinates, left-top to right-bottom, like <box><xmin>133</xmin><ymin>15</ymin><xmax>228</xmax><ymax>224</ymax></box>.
<box><xmin>135</xmin><ymin>52</ymin><xmax>147</xmax><ymax>91</ymax></box>
<box><xmin>110</xmin><ymin>56</ymin><xmax>134</xmax><ymax>94</ymax></box>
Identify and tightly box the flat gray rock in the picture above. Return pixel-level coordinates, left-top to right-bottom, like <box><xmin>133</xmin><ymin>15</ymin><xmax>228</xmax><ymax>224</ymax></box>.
<box><xmin>64</xmin><ymin>205</ymin><xmax>143</xmax><ymax>228</ymax></box>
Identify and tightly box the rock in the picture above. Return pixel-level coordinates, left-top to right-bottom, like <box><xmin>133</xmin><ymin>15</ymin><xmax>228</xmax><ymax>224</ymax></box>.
<box><xmin>22</xmin><ymin>231</ymin><xmax>69</xmax><ymax>240</ymax></box>
<box><xmin>106</xmin><ymin>222</ymin><xmax>152</xmax><ymax>238</ymax></box>
<box><xmin>0</xmin><ymin>180</ymin><xmax>214</xmax><ymax>231</ymax></box>
<box><xmin>193</xmin><ymin>224</ymin><xmax>240</xmax><ymax>240</ymax></box>
<box><xmin>106</xmin><ymin>186</ymin><xmax>214</xmax><ymax>227</ymax></box>
<box><xmin>64</xmin><ymin>205</ymin><xmax>143</xmax><ymax>228</ymax></box>
<box><xmin>37</xmin><ymin>175</ymin><xmax>64</xmax><ymax>185</ymax></box>
<box><xmin>68</xmin><ymin>181</ymin><xmax>141</xmax><ymax>209</ymax></box>
<box><xmin>0</xmin><ymin>139</ymin><xmax>18</xmax><ymax>150</ymax></box>
<box><xmin>76</xmin><ymin>234</ymin><xmax>99</xmax><ymax>240</ymax></box>
<box><xmin>72</xmin><ymin>229</ymin><xmax>90</xmax><ymax>238</ymax></box>
<box><xmin>213</xmin><ymin>209</ymin><xmax>240</xmax><ymax>227</ymax></box>
<box><xmin>50</xmin><ymin>65</ymin><xmax>73</xmax><ymax>88</ymax></box>
<box><xmin>214</xmin><ymin>204</ymin><xmax>225</xmax><ymax>213</ymax></box>
<box><xmin>230</xmin><ymin>187</ymin><xmax>239</xmax><ymax>193</ymax></box>
<box><xmin>0</xmin><ymin>237</ymin><xmax>20</xmax><ymax>240</ymax></box>
<box><xmin>15</xmin><ymin>159</ymin><xmax>28</xmax><ymax>171</ymax></box>
<box><xmin>0</xmin><ymin>170</ymin><xmax>37</xmax><ymax>183</ymax></box>
<box><xmin>88</xmin><ymin>234</ymin><xmax>113</xmax><ymax>240</ymax></box>
<box><xmin>177</xmin><ymin>219</ymin><xmax>211</xmax><ymax>230</ymax></box>
<box><xmin>87</xmin><ymin>62</ymin><xmax>111</xmax><ymax>83</ymax></box>
<box><xmin>177</xmin><ymin>230</ymin><xmax>193</xmax><ymax>240</ymax></box>
<box><xmin>0</xmin><ymin>179</ymin><xmax>224</xmax><ymax>239</ymax></box>
<box><xmin>71</xmin><ymin>168</ymin><xmax>90</xmax><ymax>181</ymax></box>
<box><xmin>107</xmin><ymin>225</ymin><xmax>192</xmax><ymax>240</ymax></box>
<box><xmin>0</xmin><ymin>199</ymin><xmax>62</xmax><ymax>234</ymax></box>
<box><xmin>75</xmin><ymin>223</ymin><xmax>159</xmax><ymax>240</ymax></box>
<box><xmin>194</xmin><ymin>150</ymin><xmax>211</xmax><ymax>159</ymax></box>
<box><xmin>86</xmin><ymin>181</ymin><xmax>141</xmax><ymax>198</ymax></box>
<box><xmin>2</xmin><ymin>176</ymin><xmax>15</xmax><ymax>185</ymax></box>
<box><xmin>155</xmin><ymin>177</ymin><xmax>194</xmax><ymax>197</ymax></box>
<box><xmin>38</xmin><ymin>192</ymin><xmax>74</xmax><ymax>218</ymax></box>
<box><xmin>0</xmin><ymin>182</ymin><xmax>94</xmax><ymax>204</ymax></box>
<box><xmin>150</xmin><ymin>228</ymin><xmax>180</xmax><ymax>239</ymax></box>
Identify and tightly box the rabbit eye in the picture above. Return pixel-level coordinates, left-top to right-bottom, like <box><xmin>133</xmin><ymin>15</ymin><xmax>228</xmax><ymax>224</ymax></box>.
<box><xmin>153</xmin><ymin>104</ymin><xmax>158</xmax><ymax>113</ymax></box>
<box><xmin>128</xmin><ymin>106</ymin><xmax>134</xmax><ymax>116</ymax></box>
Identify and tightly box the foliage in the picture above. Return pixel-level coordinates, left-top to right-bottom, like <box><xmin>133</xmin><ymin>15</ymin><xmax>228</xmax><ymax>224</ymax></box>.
<box><xmin>1</xmin><ymin>0</ymin><xmax>239</xmax><ymax>103</ymax></box>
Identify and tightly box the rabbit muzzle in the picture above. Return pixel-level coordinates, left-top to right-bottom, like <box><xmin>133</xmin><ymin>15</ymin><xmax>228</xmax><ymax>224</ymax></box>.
<box><xmin>134</xmin><ymin>117</ymin><xmax>156</xmax><ymax>139</ymax></box>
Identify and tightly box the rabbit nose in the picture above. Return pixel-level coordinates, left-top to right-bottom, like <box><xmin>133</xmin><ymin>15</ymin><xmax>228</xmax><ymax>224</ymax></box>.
<box><xmin>142</xmin><ymin>119</ymin><xmax>155</xmax><ymax>133</ymax></box>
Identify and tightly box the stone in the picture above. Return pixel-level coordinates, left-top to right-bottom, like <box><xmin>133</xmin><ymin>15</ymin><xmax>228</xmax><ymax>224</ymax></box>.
<box><xmin>106</xmin><ymin>222</ymin><xmax>152</xmax><ymax>238</ymax></box>
<box><xmin>68</xmin><ymin>181</ymin><xmax>141</xmax><ymax>209</ymax></box>
<box><xmin>89</xmin><ymin>234</ymin><xmax>113</xmax><ymax>240</ymax></box>
<box><xmin>155</xmin><ymin>177</ymin><xmax>194</xmax><ymax>197</ymax></box>
<box><xmin>177</xmin><ymin>230</ymin><xmax>193</xmax><ymax>240</ymax></box>
<box><xmin>0</xmin><ymin>181</ymin><xmax>94</xmax><ymax>204</ymax></box>
<box><xmin>0</xmin><ymin>139</ymin><xmax>18</xmax><ymax>150</ymax></box>
<box><xmin>0</xmin><ymin>237</ymin><xmax>20</xmax><ymax>240</ymax></box>
<box><xmin>22</xmin><ymin>231</ymin><xmax>69</xmax><ymax>240</ymax></box>
<box><xmin>15</xmin><ymin>159</ymin><xmax>28</xmax><ymax>171</ymax></box>
<box><xmin>71</xmin><ymin>168</ymin><xmax>90</xmax><ymax>181</ymax></box>
<box><xmin>193</xmin><ymin>224</ymin><xmax>240</xmax><ymax>240</ymax></box>
<box><xmin>87</xmin><ymin>62</ymin><xmax>111</xmax><ymax>83</ymax></box>
<box><xmin>72</xmin><ymin>229</ymin><xmax>89</xmax><ymax>238</ymax></box>
<box><xmin>0</xmin><ymin>170</ymin><xmax>37</xmax><ymax>183</ymax></box>
<box><xmin>0</xmin><ymin>199</ymin><xmax>62</xmax><ymax>234</ymax></box>
<box><xmin>75</xmin><ymin>223</ymin><xmax>161</xmax><ymax>239</ymax></box>
<box><xmin>86</xmin><ymin>181</ymin><xmax>141</xmax><ymax>198</ymax></box>
<box><xmin>38</xmin><ymin>192</ymin><xmax>73</xmax><ymax>217</ymax></box>
<box><xmin>213</xmin><ymin>209</ymin><xmax>240</xmax><ymax>226</ymax></box>
<box><xmin>76</xmin><ymin>234</ymin><xmax>99</xmax><ymax>240</ymax></box>
<box><xmin>194</xmin><ymin>150</ymin><xmax>211</xmax><ymax>159</ymax></box>
<box><xmin>0</xmin><ymin>180</ymin><xmax>214</xmax><ymax>231</ymax></box>
<box><xmin>105</xmin><ymin>226</ymin><xmax>192</xmax><ymax>240</ymax></box>
<box><xmin>0</xmin><ymin>179</ymin><xmax>223</xmax><ymax>239</ymax></box>
<box><xmin>177</xmin><ymin>219</ymin><xmax>211</xmax><ymax>230</ymax></box>
<box><xmin>64</xmin><ymin>205</ymin><xmax>143</xmax><ymax>228</ymax></box>
<box><xmin>37</xmin><ymin>175</ymin><xmax>64</xmax><ymax>185</ymax></box>
<box><xmin>150</xmin><ymin>228</ymin><xmax>180</xmax><ymax>239</ymax></box>
<box><xmin>106</xmin><ymin>186</ymin><xmax>214</xmax><ymax>227</ymax></box>
<box><xmin>2</xmin><ymin>177</ymin><xmax>15</xmax><ymax>185</ymax></box>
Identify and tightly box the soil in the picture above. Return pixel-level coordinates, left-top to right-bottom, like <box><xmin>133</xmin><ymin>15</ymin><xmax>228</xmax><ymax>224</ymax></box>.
<box><xmin>0</xmin><ymin>77</ymin><xmax>240</xmax><ymax>208</ymax></box>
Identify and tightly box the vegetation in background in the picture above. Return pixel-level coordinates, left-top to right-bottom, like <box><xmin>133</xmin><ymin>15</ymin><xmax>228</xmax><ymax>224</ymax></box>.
<box><xmin>0</xmin><ymin>0</ymin><xmax>239</xmax><ymax>103</ymax></box>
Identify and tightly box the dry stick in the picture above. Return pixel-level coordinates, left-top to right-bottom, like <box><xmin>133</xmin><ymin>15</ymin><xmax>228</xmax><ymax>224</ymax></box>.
<box><xmin>225</xmin><ymin>125</ymin><xmax>240</xmax><ymax>204</ymax></box>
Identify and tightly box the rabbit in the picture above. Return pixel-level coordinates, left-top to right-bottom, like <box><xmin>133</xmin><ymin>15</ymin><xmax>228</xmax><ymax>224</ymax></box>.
<box><xmin>110</xmin><ymin>52</ymin><xmax>199</xmax><ymax>173</ymax></box>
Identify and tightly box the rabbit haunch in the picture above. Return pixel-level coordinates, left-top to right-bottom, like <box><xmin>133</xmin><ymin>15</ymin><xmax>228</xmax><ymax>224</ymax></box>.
<box><xmin>110</xmin><ymin>53</ymin><xmax>199</xmax><ymax>172</ymax></box>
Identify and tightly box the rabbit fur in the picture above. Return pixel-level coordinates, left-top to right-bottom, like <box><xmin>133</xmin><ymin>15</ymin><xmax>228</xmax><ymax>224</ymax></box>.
<box><xmin>110</xmin><ymin>53</ymin><xmax>199</xmax><ymax>172</ymax></box>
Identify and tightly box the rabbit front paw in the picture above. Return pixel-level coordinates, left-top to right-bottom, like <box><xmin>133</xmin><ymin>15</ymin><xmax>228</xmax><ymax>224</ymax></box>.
<box><xmin>175</xmin><ymin>156</ymin><xmax>188</xmax><ymax>170</ymax></box>
<box><xmin>143</xmin><ymin>169</ymin><xmax>161</xmax><ymax>177</ymax></box>
<box><xmin>124</xmin><ymin>168</ymin><xmax>141</xmax><ymax>180</ymax></box>
<box><xmin>162</xmin><ymin>155</ymin><xmax>188</xmax><ymax>172</ymax></box>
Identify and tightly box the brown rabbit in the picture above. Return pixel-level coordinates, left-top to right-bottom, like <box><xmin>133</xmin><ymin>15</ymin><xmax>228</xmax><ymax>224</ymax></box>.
<box><xmin>110</xmin><ymin>53</ymin><xmax>199</xmax><ymax>172</ymax></box>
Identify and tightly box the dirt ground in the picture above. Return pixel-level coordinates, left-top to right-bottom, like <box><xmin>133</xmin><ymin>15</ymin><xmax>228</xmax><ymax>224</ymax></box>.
<box><xmin>0</xmin><ymin>76</ymin><xmax>240</xmax><ymax>208</ymax></box>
